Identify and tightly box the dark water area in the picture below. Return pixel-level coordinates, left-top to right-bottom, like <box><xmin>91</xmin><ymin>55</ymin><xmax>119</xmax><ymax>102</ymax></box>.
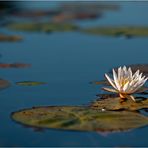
<box><xmin>0</xmin><ymin>1</ymin><xmax>148</xmax><ymax>147</ymax></box>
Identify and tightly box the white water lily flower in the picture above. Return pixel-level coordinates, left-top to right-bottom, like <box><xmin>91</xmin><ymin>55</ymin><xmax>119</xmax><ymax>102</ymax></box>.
<box><xmin>103</xmin><ymin>66</ymin><xmax>148</xmax><ymax>101</ymax></box>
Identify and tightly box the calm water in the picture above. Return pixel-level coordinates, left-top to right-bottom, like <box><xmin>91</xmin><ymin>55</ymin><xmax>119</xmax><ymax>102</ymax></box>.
<box><xmin>0</xmin><ymin>1</ymin><xmax>148</xmax><ymax>147</ymax></box>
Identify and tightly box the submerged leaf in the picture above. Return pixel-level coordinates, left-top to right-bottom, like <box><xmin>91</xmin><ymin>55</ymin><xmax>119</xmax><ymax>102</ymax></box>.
<box><xmin>91</xmin><ymin>97</ymin><xmax>148</xmax><ymax>111</ymax></box>
<box><xmin>11</xmin><ymin>106</ymin><xmax>148</xmax><ymax>132</ymax></box>
<box><xmin>16</xmin><ymin>81</ymin><xmax>47</xmax><ymax>86</ymax></box>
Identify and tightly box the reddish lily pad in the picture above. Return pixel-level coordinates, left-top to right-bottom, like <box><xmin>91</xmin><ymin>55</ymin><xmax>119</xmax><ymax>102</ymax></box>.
<box><xmin>0</xmin><ymin>34</ymin><xmax>22</xmax><ymax>42</ymax></box>
<box><xmin>16</xmin><ymin>81</ymin><xmax>47</xmax><ymax>86</ymax></box>
<box><xmin>11</xmin><ymin>106</ymin><xmax>148</xmax><ymax>132</ymax></box>
<box><xmin>0</xmin><ymin>63</ymin><xmax>31</xmax><ymax>68</ymax></box>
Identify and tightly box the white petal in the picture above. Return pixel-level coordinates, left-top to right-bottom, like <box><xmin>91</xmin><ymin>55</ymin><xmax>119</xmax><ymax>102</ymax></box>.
<box><xmin>113</xmin><ymin>69</ymin><xmax>120</xmax><ymax>90</ymax></box>
<box><xmin>130</xmin><ymin>80</ymin><xmax>146</xmax><ymax>93</ymax></box>
<box><xmin>139</xmin><ymin>73</ymin><xmax>143</xmax><ymax>79</ymax></box>
<box><xmin>104</xmin><ymin>74</ymin><xmax>117</xmax><ymax>89</ymax></box>
<box><xmin>128</xmin><ymin>67</ymin><xmax>132</xmax><ymax>80</ymax></box>
<box><xmin>123</xmin><ymin>66</ymin><xmax>127</xmax><ymax>72</ymax></box>
<box><xmin>102</xmin><ymin>87</ymin><xmax>118</xmax><ymax>93</ymax></box>
<box><xmin>123</xmin><ymin>81</ymin><xmax>129</xmax><ymax>92</ymax></box>
<box><xmin>123</xmin><ymin>66</ymin><xmax>128</xmax><ymax>77</ymax></box>
<box><xmin>118</xmin><ymin>67</ymin><xmax>122</xmax><ymax>80</ymax></box>
<box><xmin>132</xmin><ymin>69</ymin><xmax>140</xmax><ymax>79</ymax></box>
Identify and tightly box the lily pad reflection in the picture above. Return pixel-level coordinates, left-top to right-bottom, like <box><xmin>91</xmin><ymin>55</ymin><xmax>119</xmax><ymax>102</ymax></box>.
<box><xmin>11</xmin><ymin>106</ymin><xmax>148</xmax><ymax>132</ymax></box>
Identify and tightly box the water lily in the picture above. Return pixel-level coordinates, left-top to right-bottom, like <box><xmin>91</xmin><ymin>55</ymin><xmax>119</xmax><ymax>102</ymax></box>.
<box><xmin>103</xmin><ymin>66</ymin><xmax>148</xmax><ymax>101</ymax></box>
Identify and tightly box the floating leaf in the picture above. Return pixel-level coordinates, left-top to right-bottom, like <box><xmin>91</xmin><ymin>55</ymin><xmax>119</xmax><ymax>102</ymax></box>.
<box><xmin>0</xmin><ymin>79</ymin><xmax>11</xmax><ymax>90</ymax></box>
<box><xmin>16</xmin><ymin>81</ymin><xmax>47</xmax><ymax>86</ymax></box>
<box><xmin>7</xmin><ymin>22</ymin><xmax>79</xmax><ymax>33</ymax></box>
<box><xmin>11</xmin><ymin>106</ymin><xmax>148</xmax><ymax>132</ymax></box>
<box><xmin>91</xmin><ymin>97</ymin><xmax>148</xmax><ymax>111</ymax></box>
<box><xmin>0</xmin><ymin>34</ymin><xmax>22</xmax><ymax>42</ymax></box>
<box><xmin>0</xmin><ymin>63</ymin><xmax>31</xmax><ymax>68</ymax></box>
<box><xmin>82</xmin><ymin>27</ymin><xmax>148</xmax><ymax>38</ymax></box>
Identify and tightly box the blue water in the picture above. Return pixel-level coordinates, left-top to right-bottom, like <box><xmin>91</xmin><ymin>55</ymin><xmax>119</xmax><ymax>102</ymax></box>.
<box><xmin>0</xmin><ymin>1</ymin><xmax>148</xmax><ymax>147</ymax></box>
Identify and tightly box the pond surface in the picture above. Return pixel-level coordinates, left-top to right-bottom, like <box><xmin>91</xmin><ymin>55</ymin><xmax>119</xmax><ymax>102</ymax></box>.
<box><xmin>0</xmin><ymin>1</ymin><xmax>148</xmax><ymax>147</ymax></box>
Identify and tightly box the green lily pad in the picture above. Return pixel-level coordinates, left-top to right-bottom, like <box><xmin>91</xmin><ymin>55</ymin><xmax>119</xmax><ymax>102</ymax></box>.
<box><xmin>82</xmin><ymin>26</ymin><xmax>148</xmax><ymax>37</ymax></box>
<box><xmin>11</xmin><ymin>106</ymin><xmax>148</xmax><ymax>132</ymax></box>
<box><xmin>91</xmin><ymin>97</ymin><xmax>148</xmax><ymax>111</ymax></box>
<box><xmin>16</xmin><ymin>81</ymin><xmax>47</xmax><ymax>86</ymax></box>
<box><xmin>7</xmin><ymin>22</ymin><xmax>79</xmax><ymax>33</ymax></box>
<box><xmin>0</xmin><ymin>79</ymin><xmax>11</xmax><ymax>90</ymax></box>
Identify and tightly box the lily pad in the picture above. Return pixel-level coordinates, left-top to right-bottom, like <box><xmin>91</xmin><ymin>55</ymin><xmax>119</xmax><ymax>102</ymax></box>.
<box><xmin>16</xmin><ymin>81</ymin><xmax>47</xmax><ymax>86</ymax></box>
<box><xmin>82</xmin><ymin>26</ymin><xmax>148</xmax><ymax>38</ymax></box>
<box><xmin>91</xmin><ymin>97</ymin><xmax>148</xmax><ymax>111</ymax></box>
<box><xmin>11</xmin><ymin>106</ymin><xmax>148</xmax><ymax>132</ymax></box>
<box><xmin>0</xmin><ymin>79</ymin><xmax>11</xmax><ymax>90</ymax></box>
<box><xmin>0</xmin><ymin>34</ymin><xmax>22</xmax><ymax>42</ymax></box>
<box><xmin>7</xmin><ymin>22</ymin><xmax>79</xmax><ymax>33</ymax></box>
<box><xmin>0</xmin><ymin>63</ymin><xmax>31</xmax><ymax>68</ymax></box>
